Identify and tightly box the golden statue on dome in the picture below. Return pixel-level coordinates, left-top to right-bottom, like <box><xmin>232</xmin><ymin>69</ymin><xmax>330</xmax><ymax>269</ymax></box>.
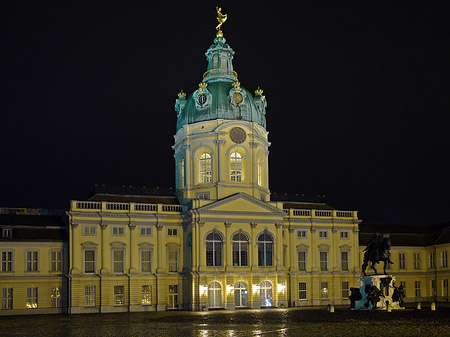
<box><xmin>215</xmin><ymin>7</ymin><xmax>227</xmax><ymax>37</ymax></box>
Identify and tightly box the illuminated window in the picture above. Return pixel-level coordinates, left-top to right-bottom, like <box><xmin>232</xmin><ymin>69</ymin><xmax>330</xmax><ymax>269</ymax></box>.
<box><xmin>221</xmin><ymin>55</ymin><xmax>226</xmax><ymax>68</ymax></box>
<box><xmin>257</xmin><ymin>232</ymin><xmax>273</xmax><ymax>267</ymax></box>
<box><xmin>140</xmin><ymin>226</ymin><xmax>152</xmax><ymax>236</ymax></box>
<box><xmin>168</xmin><ymin>249</ymin><xmax>178</xmax><ymax>272</ymax></box>
<box><xmin>213</xmin><ymin>55</ymin><xmax>218</xmax><ymax>68</ymax></box>
<box><xmin>114</xmin><ymin>285</ymin><xmax>124</xmax><ymax>306</ymax></box>
<box><xmin>84</xmin><ymin>250</ymin><xmax>95</xmax><ymax>273</ymax></box>
<box><xmin>206</xmin><ymin>231</ymin><xmax>223</xmax><ymax>267</ymax></box>
<box><xmin>257</xmin><ymin>157</ymin><xmax>263</xmax><ymax>186</ymax></box>
<box><xmin>321</xmin><ymin>282</ymin><xmax>328</xmax><ymax>299</ymax></box>
<box><xmin>111</xmin><ymin>226</ymin><xmax>125</xmax><ymax>236</ymax></box>
<box><xmin>168</xmin><ymin>285</ymin><xmax>178</xmax><ymax>309</ymax></box>
<box><xmin>51</xmin><ymin>287</ymin><xmax>61</xmax><ymax>308</ymax></box>
<box><xmin>84</xmin><ymin>285</ymin><xmax>96</xmax><ymax>307</ymax></box>
<box><xmin>230</xmin><ymin>152</ymin><xmax>242</xmax><ymax>182</ymax></box>
<box><xmin>1</xmin><ymin>251</ymin><xmax>13</xmax><ymax>272</ymax></box>
<box><xmin>232</xmin><ymin>232</ymin><xmax>248</xmax><ymax>266</ymax></box>
<box><xmin>168</xmin><ymin>228</ymin><xmax>178</xmax><ymax>236</ymax></box>
<box><xmin>415</xmin><ymin>281</ymin><xmax>421</xmax><ymax>297</ymax></box>
<box><xmin>340</xmin><ymin>231</ymin><xmax>349</xmax><ymax>239</ymax></box>
<box><xmin>2</xmin><ymin>228</ymin><xmax>11</xmax><ymax>239</ymax></box>
<box><xmin>342</xmin><ymin>282</ymin><xmax>349</xmax><ymax>299</ymax></box>
<box><xmin>83</xmin><ymin>225</ymin><xmax>96</xmax><ymax>236</ymax></box>
<box><xmin>140</xmin><ymin>250</ymin><xmax>151</xmax><ymax>273</ymax></box>
<box><xmin>26</xmin><ymin>287</ymin><xmax>38</xmax><ymax>309</ymax></box>
<box><xmin>299</xmin><ymin>282</ymin><xmax>307</xmax><ymax>300</ymax></box>
<box><xmin>414</xmin><ymin>253</ymin><xmax>421</xmax><ymax>269</ymax></box>
<box><xmin>26</xmin><ymin>251</ymin><xmax>38</xmax><ymax>272</ymax></box>
<box><xmin>51</xmin><ymin>251</ymin><xmax>62</xmax><ymax>272</ymax></box>
<box><xmin>319</xmin><ymin>231</ymin><xmax>328</xmax><ymax>239</ymax></box>
<box><xmin>320</xmin><ymin>252</ymin><xmax>328</xmax><ymax>272</ymax></box>
<box><xmin>113</xmin><ymin>250</ymin><xmax>124</xmax><ymax>274</ymax></box>
<box><xmin>442</xmin><ymin>250</ymin><xmax>448</xmax><ymax>267</ymax></box>
<box><xmin>298</xmin><ymin>251</ymin><xmax>306</xmax><ymax>271</ymax></box>
<box><xmin>199</xmin><ymin>153</ymin><xmax>212</xmax><ymax>183</ymax></box>
<box><xmin>429</xmin><ymin>252</ymin><xmax>436</xmax><ymax>268</ymax></box>
<box><xmin>341</xmin><ymin>251</ymin><xmax>349</xmax><ymax>271</ymax></box>
<box><xmin>399</xmin><ymin>253</ymin><xmax>406</xmax><ymax>269</ymax></box>
<box><xmin>2</xmin><ymin>288</ymin><xmax>13</xmax><ymax>309</ymax></box>
<box><xmin>234</xmin><ymin>281</ymin><xmax>248</xmax><ymax>307</ymax></box>
<box><xmin>196</xmin><ymin>192</ymin><xmax>210</xmax><ymax>199</ymax></box>
<box><xmin>142</xmin><ymin>285</ymin><xmax>152</xmax><ymax>305</ymax></box>
<box><xmin>297</xmin><ymin>230</ymin><xmax>306</xmax><ymax>238</ymax></box>
<box><xmin>208</xmin><ymin>281</ymin><xmax>222</xmax><ymax>308</ymax></box>
<box><xmin>260</xmin><ymin>281</ymin><xmax>273</xmax><ymax>307</ymax></box>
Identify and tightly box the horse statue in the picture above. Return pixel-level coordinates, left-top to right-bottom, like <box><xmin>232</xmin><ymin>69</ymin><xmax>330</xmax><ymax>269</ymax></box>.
<box><xmin>361</xmin><ymin>233</ymin><xmax>394</xmax><ymax>275</ymax></box>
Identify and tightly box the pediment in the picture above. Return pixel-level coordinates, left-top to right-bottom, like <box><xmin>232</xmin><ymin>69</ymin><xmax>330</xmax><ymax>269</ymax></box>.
<box><xmin>196</xmin><ymin>193</ymin><xmax>286</xmax><ymax>217</ymax></box>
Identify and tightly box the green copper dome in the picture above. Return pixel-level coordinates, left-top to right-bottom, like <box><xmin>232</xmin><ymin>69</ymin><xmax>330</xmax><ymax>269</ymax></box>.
<box><xmin>175</xmin><ymin>36</ymin><xmax>267</xmax><ymax>131</ymax></box>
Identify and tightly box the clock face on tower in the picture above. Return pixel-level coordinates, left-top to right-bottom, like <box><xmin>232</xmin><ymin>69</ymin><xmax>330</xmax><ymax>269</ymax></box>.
<box><xmin>229</xmin><ymin>127</ymin><xmax>246</xmax><ymax>144</ymax></box>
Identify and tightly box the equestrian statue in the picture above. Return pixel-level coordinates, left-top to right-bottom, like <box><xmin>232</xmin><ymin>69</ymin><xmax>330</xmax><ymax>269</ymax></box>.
<box><xmin>361</xmin><ymin>232</ymin><xmax>394</xmax><ymax>275</ymax></box>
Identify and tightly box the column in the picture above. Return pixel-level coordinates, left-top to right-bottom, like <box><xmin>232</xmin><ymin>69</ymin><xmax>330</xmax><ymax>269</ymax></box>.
<box><xmin>184</xmin><ymin>144</ymin><xmax>191</xmax><ymax>196</ymax></box>
<box><xmin>198</xmin><ymin>221</ymin><xmax>205</xmax><ymax>270</ymax></box>
<box><xmin>224</xmin><ymin>222</ymin><xmax>231</xmax><ymax>271</ymax></box>
<box><xmin>250</xmin><ymin>223</ymin><xmax>257</xmax><ymax>270</ymax></box>
<box><xmin>100</xmin><ymin>223</ymin><xmax>109</xmax><ymax>273</ymax></box>
<box><xmin>289</xmin><ymin>227</ymin><xmax>296</xmax><ymax>271</ymax></box>
<box><xmin>70</xmin><ymin>223</ymin><xmax>80</xmax><ymax>274</ymax></box>
<box><xmin>275</xmin><ymin>223</ymin><xmax>283</xmax><ymax>270</ymax></box>
<box><xmin>156</xmin><ymin>223</ymin><xmax>164</xmax><ymax>273</ymax></box>
<box><xmin>129</xmin><ymin>222</ymin><xmax>137</xmax><ymax>273</ymax></box>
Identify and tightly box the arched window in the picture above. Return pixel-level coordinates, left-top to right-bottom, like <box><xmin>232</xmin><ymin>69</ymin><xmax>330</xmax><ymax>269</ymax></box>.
<box><xmin>178</xmin><ymin>158</ymin><xmax>185</xmax><ymax>188</ymax></box>
<box><xmin>257</xmin><ymin>231</ymin><xmax>273</xmax><ymax>267</ymax></box>
<box><xmin>234</xmin><ymin>281</ymin><xmax>248</xmax><ymax>307</ymax></box>
<box><xmin>206</xmin><ymin>231</ymin><xmax>222</xmax><ymax>266</ymax></box>
<box><xmin>213</xmin><ymin>55</ymin><xmax>218</xmax><ymax>68</ymax></box>
<box><xmin>232</xmin><ymin>232</ymin><xmax>248</xmax><ymax>266</ymax></box>
<box><xmin>260</xmin><ymin>281</ymin><xmax>273</xmax><ymax>307</ymax></box>
<box><xmin>257</xmin><ymin>156</ymin><xmax>263</xmax><ymax>186</ymax></box>
<box><xmin>199</xmin><ymin>153</ymin><xmax>212</xmax><ymax>183</ymax></box>
<box><xmin>221</xmin><ymin>55</ymin><xmax>227</xmax><ymax>68</ymax></box>
<box><xmin>208</xmin><ymin>281</ymin><xmax>222</xmax><ymax>308</ymax></box>
<box><xmin>230</xmin><ymin>152</ymin><xmax>242</xmax><ymax>182</ymax></box>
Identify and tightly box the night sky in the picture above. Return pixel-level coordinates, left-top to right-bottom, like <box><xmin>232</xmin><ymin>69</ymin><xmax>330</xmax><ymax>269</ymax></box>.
<box><xmin>3</xmin><ymin>1</ymin><xmax>450</xmax><ymax>225</ymax></box>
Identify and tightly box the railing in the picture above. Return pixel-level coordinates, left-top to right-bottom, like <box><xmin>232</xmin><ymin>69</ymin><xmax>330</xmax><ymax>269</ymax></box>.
<box><xmin>134</xmin><ymin>204</ymin><xmax>157</xmax><ymax>212</ymax></box>
<box><xmin>76</xmin><ymin>202</ymin><xmax>101</xmax><ymax>210</ymax></box>
<box><xmin>315</xmin><ymin>210</ymin><xmax>332</xmax><ymax>217</ymax></box>
<box><xmin>289</xmin><ymin>209</ymin><xmax>357</xmax><ymax>219</ymax></box>
<box><xmin>203</xmin><ymin>68</ymin><xmax>238</xmax><ymax>80</ymax></box>
<box><xmin>162</xmin><ymin>205</ymin><xmax>183</xmax><ymax>212</ymax></box>
<box><xmin>71</xmin><ymin>201</ymin><xmax>182</xmax><ymax>214</ymax></box>
<box><xmin>106</xmin><ymin>202</ymin><xmax>129</xmax><ymax>211</ymax></box>
<box><xmin>293</xmin><ymin>209</ymin><xmax>311</xmax><ymax>216</ymax></box>
<box><xmin>336</xmin><ymin>211</ymin><xmax>353</xmax><ymax>218</ymax></box>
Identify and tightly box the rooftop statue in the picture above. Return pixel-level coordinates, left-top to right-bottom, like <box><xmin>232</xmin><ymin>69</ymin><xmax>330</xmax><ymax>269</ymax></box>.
<box><xmin>216</xmin><ymin>7</ymin><xmax>227</xmax><ymax>37</ymax></box>
<box><xmin>361</xmin><ymin>232</ymin><xmax>394</xmax><ymax>275</ymax></box>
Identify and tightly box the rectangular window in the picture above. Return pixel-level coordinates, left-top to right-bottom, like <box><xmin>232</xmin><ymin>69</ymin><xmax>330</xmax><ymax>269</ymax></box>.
<box><xmin>221</xmin><ymin>55</ymin><xmax>227</xmax><ymax>68</ymax></box>
<box><xmin>83</xmin><ymin>225</ymin><xmax>96</xmax><ymax>236</ymax></box>
<box><xmin>26</xmin><ymin>251</ymin><xmax>38</xmax><ymax>272</ymax></box>
<box><xmin>400</xmin><ymin>281</ymin><xmax>406</xmax><ymax>297</ymax></box>
<box><xmin>298</xmin><ymin>251</ymin><xmax>306</xmax><ymax>271</ymax></box>
<box><xmin>26</xmin><ymin>287</ymin><xmax>38</xmax><ymax>309</ymax></box>
<box><xmin>112</xmin><ymin>226</ymin><xmax>125</xmax><ymax>236</ymax></box>
<box><xmin>168</xmin><ymin>285</ymin><xmax>178</xmax><ymax>309</ymax></box>
<box><xmin>320</xmin><ymin>251</ymin><xmax>328</xmax><ymax>272</ymax></box>
<box><xmin>429</xmin><ymin>252</ymin><xmax>436</xmax><ymax>268</ymax></box>
<box><xmin>341</xmin><ymin>251</ymin><xmax>349</xmax><ymax>271</ymax></box>
<box><xmin>114</xmin><ymin>285</ymin><xmax>125</xmax><ymax>306</ymax></box>
<box><xmin>168</xmin><ymin>228</ymin><xmax>178</xmax><ymax>236</ymax></box>
<box><xmin>442</xmin><ymin>250</ymin><xmax>448</xmax><ymax>267</ymax></box>
<box><xmin>399</xmin><ymin>253</ymin><xmax>406</xmax><ymax>269</ymax></box>
<box><xmin>443</xmin><ymin>279</ymin><xmax>449</xmax><ymax>297</ymax></box>
<box><xmin>320</xmin><ymin>282</ymin><xmax>328</xmax><ymax>299</ymax></box>
<box><xmin>432</xmin><ymin>280</ymin><xmax>437</xmax><ymax>297</ymax></box>
<box><xmin>299</xmin><ymin>282</ymin><xmax>307</xmax><ymax>300</ymax></box>
<box><xmin>415</xmin><ymin>281</ymin><xmax>421</xmax><ymax>297</ymax></box>
<box><xmin>168</xmin><ymin>249</ymin><xmax>178</xmax><ymax>272</ymax></box>
<box><xmin>113</xmin><ymin>250</ymin><xmax>124</xmax><ymax>273</ymax></box>
<box><xmin>140</xmin><ymin>226</ymin><xmax>152</xmax><ymax>236</ymax></box>
<box><xmin>2</xmin><ymin>288</ymin><xmax>13</xmax><ymax>310</ymax></box>
<box><xmin>84</xmin><ymin>250</ymin><xmax>95</xmax><ymax>273</ymax></box>
<box><xmin>142</xmin><ymin>285</ymin><xmax>152</xmax><ymax>305</ymax></box>
<box><xmin>340</xmin><ymin>231</ymin><xmax>349</xmax><ymax>239</ymax></box>
<box><xmin>196</xmin><ymin>192</ymin><xmax>210</xmax><ymax>200</ymax></box>
<box><xmin>51</xmin><ymin>287</ymin><xmax>61</xmax><ymax>308</ymax></box>
<box><xmin>297</xmin><ymin>230</ymin><xmax>306</xmax><ymax>238</ymax></box>
<box><xmin>141</xmin><ymin>250</ymin><xmax>151</xmax><ymax>273</ymax></box>
<box><xmin>84</xmin><ymin>285</ymin><xmax>96</xmax><ymax>307</ymax></box>
<box><xmin>342</xmin><ymin>282</ymin><xmax>349</xmax><ymax>299</ymax></box>
<box><xmin>319</xmin><ymin>231</ymin><xmax>328</xmax><ymax>239</ymax></box>
<box><xmin>51</xmin><ymin>251</ymin><xmax>62</xmax><ymax>272</ymax></box>
<box><xmin>414</xmin><ymin>253</ymin><xmax>421</xmax><ymax>269</ymax></box>
<box><xmin>2</xmin><ymin>228</ymin><xmax>12</xmax><ymax>238</ymax></box>
<box><xmin>1</xmin><ymin>251</ymin><xmax>13</xmax><ymax>272</ymax></box>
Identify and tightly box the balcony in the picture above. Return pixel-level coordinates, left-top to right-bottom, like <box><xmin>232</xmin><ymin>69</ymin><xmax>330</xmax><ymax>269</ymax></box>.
<box><xmin>288</xmin><ymin>209</ymin><xmax>357</xmax><ymax>220</ymax></box>
<box><xmin>71</xmin><ymin>201</ymin><xmax>183</xmax><ymax>214</ymax></box>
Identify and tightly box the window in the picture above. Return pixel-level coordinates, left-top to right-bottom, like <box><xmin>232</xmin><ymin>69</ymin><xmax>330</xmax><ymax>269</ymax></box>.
<box><xmin>140</xmin><ymin>226</ymin><xmax>152</xmax><ymax>236</ymax></box>
<box><xmin>213</xmin><ymin>55</ymin><xmax>218</xmax><ymax>68</ymax></box>
<box><xmin>299</xmin><ymin>282</ymin><xmax>307</xmax><ymax>300</ymax></box>
<box><xmin>221</xmin><ymin>55</ymin><xmax>226</xmax><ymax>68</ymax></box>
<box><xmin>168</xmin><ymin>228</ymin><xmax>178</xmax><ymax>236</ymax></box>
<box><xmin>208</xmin><ymin>281</ymin><xmax>222</xmax><ymax>308</ymax></box>
<box><xmin>84</xmin><ymin>250</ymin><xmax>95</xmax><ymax>273</ymax></box>
<box><xmin>429</xmin><ymin>252</ymin><xmax>436</xmax><ymax>268</ymax></box>
<box><xmin>140</xmin><ymin>250</ymin><xmax>151</xmax><ymax>273</ymax></box>
<box><xmin>232</xmin><ymin>232</ymin><xmax>248</xmax><ymax>266</ymax></box>
<box><xmin>321</xmin><ymin>282</ymin><xmax>328</xmax><ymax>299</ymax></box>
<box><xmin>340</xmin><ymin>231</ymin><xmax>349</xmax><ymax>239</ymax></box>
<box><xmin>85</xmin><ymin>285</ymin><xmax>96</xmax><ymax>307</ymax></box>
<box><xmin>179</xmin><ymin>158</ymin><xmax>185</xmax><ymax>188</ymax></box>
<box><xmin>298</xmin><ymin>251</ymin><xmax>306</xmax><ymax>271</ymax></box>
<box><xmin>342</xmin><ymin>282</ymin><xmax>349</xmax><ymax>298</ymax></box>
<box><xmin>199</xmin><ymin>153</ymin><xmax>212</xmax><ymax>183</ymax></box>
<box><xmin>415</xmin><ymin>281</ymin><xmax>421</xmax><ymax>297</ymax></box>
<box><xmin>1</xmin><ymin>251</ymin><xmax>13</xmax><ymax>272</ymax></box>
<box><xmin>319</xmin><ymin>231</ymin><xmax>328</xmax><ymax>239</ymax></box>
<box><xmin>2</xmin><ymin>228</ymin><xmax>11</xmax><ymax>238</ymax></box>
<box><xmin>112</xmin><ymin>226</ymin><xmax>125</xmax><ymax>236</ymax></box>
<box><xmin>142</xmin><ymin>285</ymin><xmax>152</xmax><ymax>305</ymax></box>
<box><xmin>432</xmin><ymin>280</ymin><xmax>437</xmax><ymax>297</ymax></box>
<box><xmin>400</xmin><ymin>281</ymin><xmax>406</xmax><ymax>297</ymax></box>
<box><xmin>168</xmin><ymin>249</ymin><xmax>178</xmax><ymax>272</ymax></box>
<box><xmin>320</xmin><ymin>251</ymin><xmax>328</xmax><ymax>272</ymax></box>
<box><xmin>443</xmin><ymin>279</ymin><xmax>449</xmax><ymax>297</ymax></box>
<box><xmin>257</xmin><ymin>157</ymin><xmax>263</xmax><ymax>186</ymax></box>
<box><xmin>341</xmin><ymin>251</ymin><xmax>349</xmax><ymax>271</ymax></box>
<box><xmin>297</xmin><ymin>230</ymin><xmax>306</xmax><ymax>238</ymax></box>
<box><xmin>234</xmin><ymin>281</ymin><xmax>248</xmax><ymax>308</ymax></box>
<box><xmin>26</xmin><ymin>251</ymin><xmax>38</xmax><ymax>272</ymax></box>
<box><xmin>26</xmin><ymin>288</ymin><xmax>38</xmax><ymax>309</ymax></box>
<box><xmin>113</xmin><ymin>250</ymin><xmax>124</xmax><ymax>273</ymax></box>
<box><xmin>83</xmin><ymin>225</ymin><xmax>96</xmax><ymax>236</ymax></box>
<box><xmin>51</xmin><ymin>251</ymin><xmax>62</xmax><ymax>272</ymax></box>
<box><xmin>114</xmin><ymin>285</ymin><xmax>125</xmax><ymax>306</ymax></box>
<box><xmin>196</xmin><ymin>192</ymin><xmax>210</xmax><ymax>199</ymax></box>
<box><xmin>442</xmin><ymin>250</ymin><xmax>448</xmax><ymax>267</ymax></box>
<box><xmin>51</xmin><ymin>287</ymin><xmax>61</xmax><ymax>308</ymax></box>
<box><xmin>414</xmin><ymin>253</ymin><xmax>421</xmax><ymax>269</ymax></box>
<box><xmin>168</xmin><ymin>285</ymin><xmax>178</xmax><ymax>309</ymax></box>
<box><xmin>206</xmin><ymin>231</ymin><xmax>223</xmax><ymax>267</ymax></box>
<box><xmin>260</xmin><ymin>281</ymin><xmax>273</xmax><ymax>307</ymax></box>
<box><xmin>399</xmin><ymin>253</ymin><xmax>406</xmax><ymax>269</ymax></box>
<box><xmin>2</xmin><ymin>288</ymin><xmax>13</xmax><ymax>310</ymax></box>
<box><xmin>230</xmin><ymin>152</ymin><xmax>243</xmax><ymax>182</ymax></box>
<box><xmin>257</xmin><ymin>232</ymin><xmax>273</xmax><ymax>267</ymax></box>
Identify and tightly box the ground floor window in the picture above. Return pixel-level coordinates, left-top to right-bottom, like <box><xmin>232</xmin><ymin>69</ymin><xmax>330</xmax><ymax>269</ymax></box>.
<box><xmin>85</xmin><ymin>285</ymin><xmax>96</xmax><ymax>307</ymax></box>
<box><xmin>400</xmin><ymin>281</ymin><xmax>406</xmax><ymax>297</ymax></box>
<box><xmin>320</xmin><ymin>282</ymin><xmax>328</xmax><ymax>300</ymax></box>
<box><xmin>2</xmin><ymin>288</ymin><xmax>13</xmax><ymax>310</ymax></box>
<box><xmin>208</xmin><ymin>281</ymin><xmax>222</xmax><ymax>308</ymax></box>
<box><xmin>443</xmin><ymin>279</ymin><xmax>449</xmax><ymax>297</ymax></box>
<box><xmin>51</xmin><ymin>287</ymin><xmax>61</xmax><ymax>308</ymax></box>
<box><xmin>415</xmin><ymin>281</ymin><xmax>421</xmax><ymax>297</ymax></box>
<box><xmin>299</xmin><ymin>282</ymin><xmax>307</xmax><ymax>300</ymax></box>
<box><xmin>114</xmin><ymin>285</ymin><xmax>125</xmax><ymax>306</ymax></box>
<box><xmin>260</xmin><ymin>281</ymin><xmax>273</xmax><ymax>307</ymax></box>
<box><xmin>142</xmin><ymin>285</ymin><xmax>152</xmax><ymax>305</ymax></box>
<box><xmin>342</xmin><ymin>282</ymin><xmax>349</xmax><ymax>299</ymax></box>
<box><xmin>26</xmin><ymin>287</ymin><xmax>38</xmax><ymax>309</ymax></box>
<box><xmin>168</xmin><ymin>285</ymin><xmax>178</xmax><ymax>309</ymax></box>
<box><xmin>234</xmin><ymin>281</ymin><xmax>248</xmax><ymax>308</ymax></box>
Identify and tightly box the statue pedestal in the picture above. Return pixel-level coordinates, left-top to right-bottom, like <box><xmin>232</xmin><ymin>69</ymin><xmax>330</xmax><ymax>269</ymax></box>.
<box><xmin>354</xmin><ymin>275</ymin><xmax>404</xmax><ymax>310</ymax></box>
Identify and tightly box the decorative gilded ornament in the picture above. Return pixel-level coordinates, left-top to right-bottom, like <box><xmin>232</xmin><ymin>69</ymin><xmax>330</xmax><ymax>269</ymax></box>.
<box><xmin>255</xmin><ymin>87</ymin><xmax>263</xmax><ymax>95</ymax></box>
<box><xmin>178</xmin><ymin>90</ymin><xmax>186</xmax><ymax>98</ymax></box>
<box><xmin>216</xmin><ymin>7</ymin><xmax>227</xmax><ymax>37</ymax></box>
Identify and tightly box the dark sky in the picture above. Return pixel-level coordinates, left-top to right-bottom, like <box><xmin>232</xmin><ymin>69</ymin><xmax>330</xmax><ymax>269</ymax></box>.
<box><xmin>3</xmin><ymin>1</ymin><xmax>450</xmax><ymax>225</ymax></box>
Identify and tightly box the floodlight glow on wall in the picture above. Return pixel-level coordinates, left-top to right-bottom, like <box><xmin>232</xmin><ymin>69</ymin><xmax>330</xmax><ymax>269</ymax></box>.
<box><xmin>278</xmin><ymin>283</ymin><xmax>286</xmax><ymax>293</ymax></box>
<box><xmin>226</xmin><ymin>285</ymin><xmax>234</xmax><ymax>294</ymax></box>
<box><xmin>200</xmin><ymin>285</ymin><xmax>208</xmax><ymax>295</ymax></box>
<box><xmin>252</xmin><ymin>285</ymin><xmax>260</xmax><ymax>293</ymax></box>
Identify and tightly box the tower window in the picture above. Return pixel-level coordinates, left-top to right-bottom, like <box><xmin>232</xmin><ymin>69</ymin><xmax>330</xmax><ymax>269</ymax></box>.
<box><xmin>197</xmin><ymin>93</ymin><xmax>207</xmax><ymax>105</ymax></box>
<box><xmin>221</xmin><ymin>55</ymin><xmax>227</xmax><ymax>68</ymax></box>
<box><xmin>230</xmin><ymin>152</ymin><xmax>242</xmax><ymax>182</ymax></box>
<box><xmin>199</xmin><ymin>153</ymin><xmax>212</xmax><ymax>183</ymax></box>
<box><xmin>213</xmin><ymin>55</ymin><xmax>218</xmax><ymax>68</ymax></box>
